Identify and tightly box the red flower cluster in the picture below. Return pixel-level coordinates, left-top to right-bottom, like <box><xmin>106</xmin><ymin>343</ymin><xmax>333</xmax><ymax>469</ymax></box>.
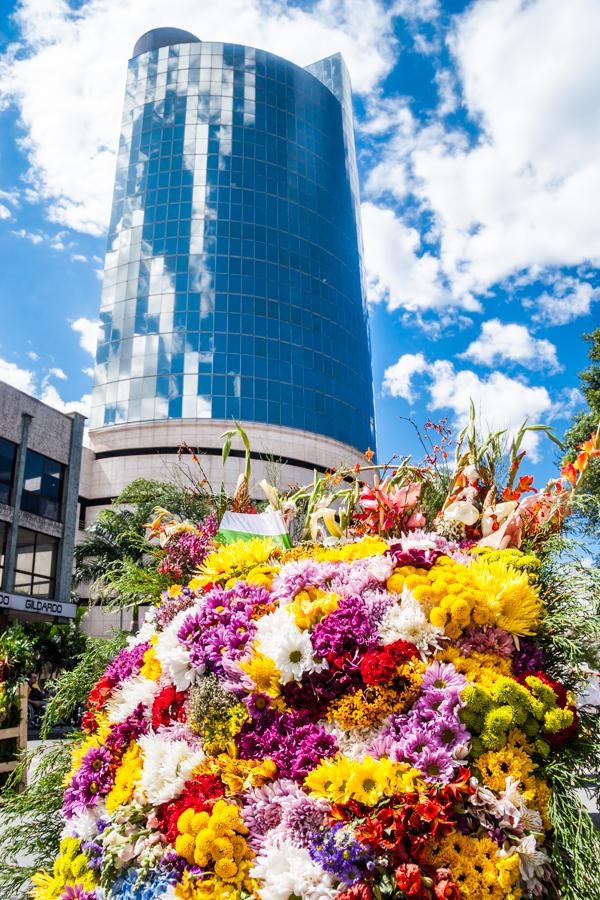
<box><xmin>360</xmin><ymin>639</ymin><xmax>419</xmax><ymax>686</ymax></box>
<box><xmin>151</xmin><ymin>684</ymin><xmax>187</xmax><ymax>731</ymax></box>
<box><xmin>156</xmin><ymin>774</ymin><xmax>224</xmax><ymax>842</ymax></box>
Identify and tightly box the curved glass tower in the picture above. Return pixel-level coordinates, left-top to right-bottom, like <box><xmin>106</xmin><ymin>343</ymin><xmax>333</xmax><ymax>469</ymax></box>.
<box><xmin>87</xmin><ymin>28</ymin><xmax>375</xmax><ymax>491</ymax></box>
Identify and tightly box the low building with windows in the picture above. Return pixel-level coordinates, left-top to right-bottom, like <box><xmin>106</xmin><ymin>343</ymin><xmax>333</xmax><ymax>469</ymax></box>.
<box><xmin>0</xmin><ymin>381</ymin><xmax>85</xmax><ymax>623</ymax></box>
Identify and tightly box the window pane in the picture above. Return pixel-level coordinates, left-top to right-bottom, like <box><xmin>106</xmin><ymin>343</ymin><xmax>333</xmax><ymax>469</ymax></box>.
<box><xmin>14</xmin><ymin>528</ymin><xmax>58</xmax><ymax>598</ymax></box>
<box><xmin>21</xmin><ymin>450</ymin><xmax>64</xmax><ymax>521</ymax></box>
<box><xmin>0</xmin><ymin>438</ymin><xmax>16</xmax><ymax>504</ymax></box>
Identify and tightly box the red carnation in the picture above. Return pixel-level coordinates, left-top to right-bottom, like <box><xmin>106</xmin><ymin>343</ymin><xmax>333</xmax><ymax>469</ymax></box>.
<box><xmin>152</xmin><ymin>685</ymin><xmax>187</xmax><ymax>731</ymax></box>
<box><xmin>385</xmin><ymin>638</ymin><xmax>419</xmax><ymax>662</ymax></box>
<box><xmin>360</xmin><ymin>649</ymin><xmax>397</xmax><ymax>685</ymax></box>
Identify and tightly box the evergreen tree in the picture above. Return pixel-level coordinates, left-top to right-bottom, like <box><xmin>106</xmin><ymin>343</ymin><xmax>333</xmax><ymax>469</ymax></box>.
<box><xmin>563</xmin><ymin>327</ymin><xmax>600</xmax><ymax>536</ymax></box>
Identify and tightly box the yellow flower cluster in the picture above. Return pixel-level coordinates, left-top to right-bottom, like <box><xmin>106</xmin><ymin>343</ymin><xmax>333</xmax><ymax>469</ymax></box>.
<box><xmin>305</xmin><ymin>754</ymin><xmax>423</xmax><ymax>806</ymax></box>
<box><xmin>327</xmin><ymin>659</ymin><xmax>424</xmax><ymax>730</ymax></box>
<box><xmin>437</xmin><ymin>646</ymin><xmax>512</xmax><ymax>689</ymax></box>
<box><xmin>190</xmin><ymin>538</ymin><xmax>278</xmax><ymax>588</ymax></box>
<box><xmin>314</xmin><ymin>536</ymin><xmax>388</xmax><ymax>561</ymax></box>
<box><xmin>174</xmin><ymin>869</ymin><xmax>255</xmax><ymax>900</ymax></box>
<box><xmin>425</xmin><ymin>832</ymin><xmax>522</xmax><ymax>899</ymax></box>
<box><xmin>175</xmin><ymin>800</ymin><xmax>253</xmax><ymax>886</ymax></box>
<box><xmin>288</xmin><ymin>587</ymin><xmax>339</xmax><ymax>629</ymax></box>
<box><xmin>387</xmin><ymin>553</ymin><xmax>543</xmax><ymax>638</ymax></box>
<box><xmin>140</xmin><ymin>639</ymin><xmax>162</xmax><ymax>680</ymax></box>
<box><xmin>30</xmin><ymin>837</ymin><xmax>98</xmax><ymax>900</ymax></box>
<box><xmin>106</xmin><ymin>740</ymin><xmax>142</xmax><ymax>812</ymax></box>
<box><xmin>195</xmin><ymin>754</ymin><xmax>277</xmax><ymax>793</ymax></box>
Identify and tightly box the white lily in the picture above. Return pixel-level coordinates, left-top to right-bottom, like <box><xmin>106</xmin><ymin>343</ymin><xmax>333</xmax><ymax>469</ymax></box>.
<box><xmin>444</xmin><ymin>499</ymin><xmax>480</xmax><ymax>526</ymax></box>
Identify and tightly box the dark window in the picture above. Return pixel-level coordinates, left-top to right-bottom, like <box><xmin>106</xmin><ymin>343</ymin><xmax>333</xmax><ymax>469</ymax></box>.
<box><xmin>14</xmin><ymin>527</ymin><xmax>58</xmax><ymax>598</ymax></box>
<box><xmin>0</xmin><ymin>521</ymin><xmax>7</xmax><ymax>585</ymax></box>
<box><xmin>0</xmin><ymin>438</ymin><xmax>16</xmax><ymax>505</ymax></box>
<box><xmin>21</xmin><ymin>450</ymin><xmax>64</xmax><ymax>521</ymax></box>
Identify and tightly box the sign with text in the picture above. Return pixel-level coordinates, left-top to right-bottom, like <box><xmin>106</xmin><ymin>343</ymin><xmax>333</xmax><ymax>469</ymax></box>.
<box><xmin>0</xmin><ymin>591</ymin><xmax>77</xmax><ymax>620</ymax></box>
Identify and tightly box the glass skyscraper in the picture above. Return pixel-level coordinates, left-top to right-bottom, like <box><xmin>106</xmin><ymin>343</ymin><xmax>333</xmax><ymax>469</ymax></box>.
<box><xmin>89</xmin><ymin>27</ymin><xmax>375</xmax><ymax>468</ymax></box>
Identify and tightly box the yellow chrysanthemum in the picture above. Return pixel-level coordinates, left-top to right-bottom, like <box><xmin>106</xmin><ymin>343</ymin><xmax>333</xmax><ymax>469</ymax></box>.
<box><xmin>238</xmin><ymin>651</ymin><xmax>282</xmax><ymax>698</ymax></box>
<box><xmin>470</xmin><ymin>556</ymin><xmax>543</xmax><ymax>636</ymax></box>
<box><xmin>193</xmin><ymin>538</ymin><xmax>278</xmax><ymax>587</ymax></box>
<box><xmin>315</xmin><ymin>536</ymin><xmax>388</xmax><ymax>561</ymax></box>
<box><xmin>105</xmin><ymin>741</ymin><xmax>142</xmax><ymax>812</ymax></box>
<box><xmin>288</xmin><ymin>587</ymin><xmax>339</xmax><ymax>629</ymax></box>
<box><xmin>140</xmin><ymin>644</ymin><xmax>162</xmax><ymax>680</ymax></box>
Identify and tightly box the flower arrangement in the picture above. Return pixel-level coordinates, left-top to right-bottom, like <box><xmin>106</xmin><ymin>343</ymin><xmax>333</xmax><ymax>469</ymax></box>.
<box><xmin>31</xmin><ymin>422</ymin><xmax>600</xmax><ymax>900</ymax></box>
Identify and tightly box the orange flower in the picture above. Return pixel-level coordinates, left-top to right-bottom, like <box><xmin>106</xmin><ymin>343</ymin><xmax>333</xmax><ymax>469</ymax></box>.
<box><xmin>560</xmin><ymin>463</ymin><xmax>578</xmax><ymax>485</ymax></box>
<box><xmin>364</xmin><ymin>447</ymin><xmax>375</xmax><ymax>461</ymax></box>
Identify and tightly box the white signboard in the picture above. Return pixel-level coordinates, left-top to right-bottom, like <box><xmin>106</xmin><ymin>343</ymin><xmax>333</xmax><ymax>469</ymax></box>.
<box><xmin>0</xmin><ymin>591</ymin><xmax>77</xmax><ymax>620</ymax></box>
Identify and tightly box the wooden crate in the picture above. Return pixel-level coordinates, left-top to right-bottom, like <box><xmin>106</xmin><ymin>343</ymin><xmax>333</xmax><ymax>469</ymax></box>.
<box><xmin>0</xmin><ymin>683</ymin><xmax>28</xmax><ymax>783</ymax></box>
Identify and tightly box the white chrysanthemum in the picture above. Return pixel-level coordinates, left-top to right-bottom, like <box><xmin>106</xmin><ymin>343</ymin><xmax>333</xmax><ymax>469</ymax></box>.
<box><xmin>378</xmin><ymin>586</ymin><xmax>445</xmax><ymax>653</ymax></box>
<box><xmin>131</xmin><ymin>616</ymin><xmax>156</xmax><ymax>645</ymax></box>
<box><xmin>105</xmin><ymin>675</ymin><xmax>157</xmax><ymax>724</ymax></box>
<box><xmin>254</xmin><ymin>607</ymin><xmax>326</xmax><ymax>684</ymax></box>
<box><xmin>155</xmin><ymin>608</ymin><xmax>203</xmax><ymax>691</ymax></box>
<box><xmin>137</xmin><ymin>734</ymin><xmax>204</xmax><ymax>806</ymax></box>
<box><xmin>251</xmin><ymin>839</ymin><xmax>338</xmax><ymax>900</ymax></box>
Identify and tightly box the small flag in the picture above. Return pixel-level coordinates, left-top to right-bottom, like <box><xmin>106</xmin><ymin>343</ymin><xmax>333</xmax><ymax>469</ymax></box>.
<box><xmin>217</xmin><ymin>509</ymin><xmax>292</xmax><ymax>549</ymax></box>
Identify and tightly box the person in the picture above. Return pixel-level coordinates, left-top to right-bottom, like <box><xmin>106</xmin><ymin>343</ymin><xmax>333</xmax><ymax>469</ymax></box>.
<box><xmin>27</xmin><ymin>673</ymin><xmax>45</xmax><ymax>711</ymax></box>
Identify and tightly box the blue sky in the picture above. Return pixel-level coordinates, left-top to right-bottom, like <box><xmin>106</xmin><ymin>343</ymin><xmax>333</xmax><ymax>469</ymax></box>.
<box><xmin>0</xmin><ymin>0</ymin><xmax>598</xmax><ymax>486</ymax></box>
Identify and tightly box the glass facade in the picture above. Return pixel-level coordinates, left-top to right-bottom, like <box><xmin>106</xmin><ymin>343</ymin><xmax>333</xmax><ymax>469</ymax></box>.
<box><xmin>90</xmin><ymin>33</ymin><xmax>376</xmax><ymax>451</ymax></box>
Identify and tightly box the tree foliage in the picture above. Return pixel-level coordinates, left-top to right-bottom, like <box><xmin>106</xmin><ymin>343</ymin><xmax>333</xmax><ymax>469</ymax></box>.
<box><xmin>563</xmin><ymin>327</ymin><xmax>600</xmax><ymax>538</ymax></box>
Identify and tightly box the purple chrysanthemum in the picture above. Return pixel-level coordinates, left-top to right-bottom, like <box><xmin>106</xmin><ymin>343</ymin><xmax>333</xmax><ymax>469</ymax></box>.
<box><xmin>310</xmin><ymin>595</ymin><xmax>378</xmax><ymax>658</ymax></box>
<box><xmin>104</xmin><ymin>641</ymin><xmax>149</xmax><ymax>688</ymax></box>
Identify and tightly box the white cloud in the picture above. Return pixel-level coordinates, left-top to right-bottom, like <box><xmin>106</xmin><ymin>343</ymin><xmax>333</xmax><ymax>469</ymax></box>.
<box><xmin>363</xmin><ymin>0</ymin><xmax>600</xmax><ymax>303</ymax></box>
<box><xmin>70</xmin><ymin>317</ymin><xmax>100</xmax><ymax>356</ymax></box>
<box><xmin>382</xmin><ymin>353</ymin><xmax>565</xmax><ymax>460</ymax></box>
<box><xmin>527</xmin><ymin>277</ymin><xmax>600</xmax><ymax>325</ymax></box>
<box><xmin>461</xmin><ymin>319</ymin><xmax>561</xmax><ymax>372</ymax></box>
<box><xmin>427</xmin><ymin>360</ymin><xmax>554</xmax><ymax>460</ymax></box>
<box><xmin>27</xmin><ymin>351</ymin><xmax>39</xmax><ymax>361</ymax></box>
<box><xmin>11</xmin><ymin>227</ymin><xmax>43</xmax><ymax>244</ymax></box>
<box><xmin>82</xmin><ymin>366</ymin><xmax>95</xmax><ymax>378</ymax></box>
<box><xmin>48</xmin><ymin>366</ymin><xmax>67</xmax><ymax>380</ymax></box>
<box><xmin>70</xmin><ymin>253</ymin><xmax>87</xmax><ymax>263</ymax></box>
<box><xmin>0</xmin><ymin>204</ymin><xmax>12</xmax><ymax>220</ymax></box>
<box><xmin>0</xmin><ymin>0</ymin><xmax>399</xmax><ymax>235</ymax></box>
<box><xmin>361</xmin><ymin>201</ymin><xmax>478</xmax><ymax>312</ymax></box>
<box><xmin>382</xmin><ymin>352</ymin><xmax>427</xmax><ymax>401</ymax></box>
<box><xmin>39</xmin><ymin>382</ymin><xmax>91</xmax><ymax>418</ymax></box>
<box><xmin>0</xmin><ymin>357</ymin><xmax>36</xmax><ymax>394</ymax></box>
<box><xmin>0</xmin><ymin>188</ymin><xmax>19</xmax><ymax>207</ymax></box>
